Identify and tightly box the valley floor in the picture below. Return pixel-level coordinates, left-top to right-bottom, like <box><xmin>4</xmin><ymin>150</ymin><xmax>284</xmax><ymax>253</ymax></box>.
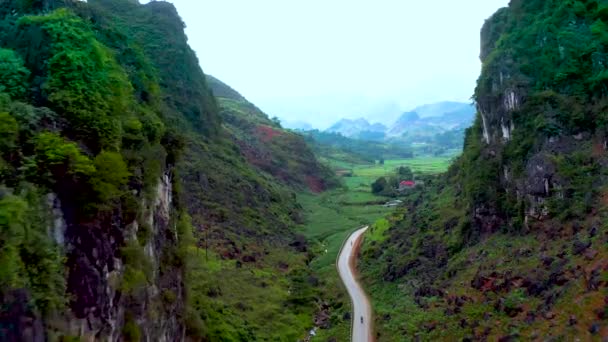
<box><xmin>296</xmin><ymin>189</ymin><xmax>390</xmax><ymax>341</ymax></box>
<box><xmin>298</xmin><ymin>155</ymin><xmax>453</xmax><ymax>340</ymax></box>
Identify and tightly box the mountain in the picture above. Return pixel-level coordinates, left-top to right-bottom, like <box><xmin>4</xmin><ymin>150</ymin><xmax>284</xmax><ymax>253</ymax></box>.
<box><xmin>388</xmin><ymin>111</ymin><xmax>426</xmax><ymax>136</ymax></box>
<box><xmin>397</xmin><ymin>111</ymin><xmax>421</xmax><ymax>123</ymax></box>
<box><xmin>361</xmin><ymin>1</ymin><xmax>608</xmax><ymax>340</ymax></box>
<box><xmin>207</xmin><ymin>75</ymin><xmax>337</xmax><ymax>192</ymax></box>
<box><xmin>205</xmin><ymin>74</ymin><xmax>246</xmax><ymax>102</ymax></box>
<box><xmin>326</xmin><ymin>117</ymin><xmax>387</xmax><ymax>138</ymax></box>
<box><xmin>411</xmin><ymin>101</ymin><xmax>474</xmax><ymax>118</ymax></box>
<box><xmin>321</xmin><ymin>103</ymin><xmax>474</xmax><ymax>155</ymax></box>
<box><xmin>260</xmin><ymin>95</ymin><xmax>402</xmax><ymax>130</ymax></box>
<box><xmin>0</xmin><ymin>0</ymin><xmax>334</xmax><ymax>340</ymax></box>
<box><xmin>326</xmin><ymin>102</ymin><xmax>474</xmax><ymax>146</ymax></box>
<box><xmin>387</xmin><ymin>103</ymin><xmax>475</xmax><ymax>137</ymax></box>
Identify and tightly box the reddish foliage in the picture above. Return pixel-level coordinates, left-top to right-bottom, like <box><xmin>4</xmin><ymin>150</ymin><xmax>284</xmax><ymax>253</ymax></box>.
<box><xmin>602</xmin><ymin>190</ymin><xmax>608</xmax><ymax>208</ymax></box>
<box><xmin>474</xmin><ymin>275</ymin><xmax>499</xmax><ymax>293</ymax></box>
<box><xmin>306</xmin><ymin>175</ymin><xmax>324</xmax><ymax>193</ymax></box>
<box><xmin>593</xmin><ymin>142</ymin><xmax>605</xmax><ymax>157</ymax></box>
<box><xmin>256</xmin><ymin>125</ymin><xmax>282</xmax><ymax>142</ymax></box>
<box><xmin>481</xmin><ymin>278</ymin><xmax>496</xmax><ymax>292</ymax></box>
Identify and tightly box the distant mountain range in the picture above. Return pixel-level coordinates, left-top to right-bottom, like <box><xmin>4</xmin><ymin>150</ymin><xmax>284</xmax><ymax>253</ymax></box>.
<box><xmin>410</xmin><ymin>101</ymin><xmax>474</xmax><ymax>118</ymax></box>
<box><xmin>323</xmin><ymin>101</ymin><xmax>475</xmax><ymax>140</ymax></box>
<box><xmin>326</xmin><ymin>118</ymin><xmax>387</xmax><ymax>140</ymax></box>
<box><xmin>388</xmin><ymin>103</ymin><xmax>475</xmax><ymax>137</ymax></box>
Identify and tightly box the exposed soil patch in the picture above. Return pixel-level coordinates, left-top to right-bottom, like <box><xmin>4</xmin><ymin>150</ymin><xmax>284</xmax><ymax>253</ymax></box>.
<box><xmin>256</xmin><ymin>125</ymin><xmax>282</xmax><ymax>142</ymax></box>
<box><xmin>306</xmin><ymin>175</ymin><xmax>324</xmax><ymax>193</ymax></box>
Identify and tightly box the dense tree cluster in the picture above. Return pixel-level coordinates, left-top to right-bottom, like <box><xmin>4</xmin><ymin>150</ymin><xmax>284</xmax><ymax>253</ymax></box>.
<box><xmin>0</xmin><ymin>0</ymin><xmax>332</xmax><ymax>340</ymax></box>
<box><xmin>303</xmin><ymin>129</ymin><xmax>414</xmax><ymax>164</ymax></box>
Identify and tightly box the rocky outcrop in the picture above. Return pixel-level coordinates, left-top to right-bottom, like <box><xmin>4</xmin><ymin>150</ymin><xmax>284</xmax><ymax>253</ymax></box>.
<box><xmin>360</xmin><ymin>1</ymin><xmax>608</xmax><ymax>339</ymax></box>
<box><xmin>470</xmin><ymin>0</ymin><xmax>608</xmax><ymax>230</ymax></box>
<box><xmin>47</xmin><ymin>193</ymin><xmax>66</xmax><ymax>246</ymax></box>
<box><xmin>59</xmin><ymin>171</ymin><xmax>183</xmax><ymax>341</ymax></box>
<box><xmin>0</xmin><ymin>290</ymin><xmax>45</xmax><ymax>342</ymax></box>
<box><xmin>476</xmin><ymin>18</ymin><xmax>524</xmax><ymax>147</ymax></box>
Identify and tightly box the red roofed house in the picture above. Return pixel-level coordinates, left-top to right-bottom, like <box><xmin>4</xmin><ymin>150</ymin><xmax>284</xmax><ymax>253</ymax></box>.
<box><xmin>399</xmin><ymin>180</ymin><xmax>416</xmax><ymax>191</ymax></box>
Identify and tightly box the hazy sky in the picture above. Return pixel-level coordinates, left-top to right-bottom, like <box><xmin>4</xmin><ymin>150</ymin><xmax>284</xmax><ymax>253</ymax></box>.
<box><xmin>149</xmin><ymin>0</ymin><xmax>509</xmax><ymax>128</ymax></box>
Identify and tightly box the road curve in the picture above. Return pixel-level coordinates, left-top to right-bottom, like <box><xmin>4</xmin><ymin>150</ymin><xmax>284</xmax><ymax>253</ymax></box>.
<box><xmin>337</xmin><ymin>226</ymin><xmax>373</xmax><ymax>342</ymax></box>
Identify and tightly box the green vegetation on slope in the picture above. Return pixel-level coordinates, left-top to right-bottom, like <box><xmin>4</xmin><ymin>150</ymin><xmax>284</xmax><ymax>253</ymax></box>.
<box><xmin>360</xmin><ymin>0</ymin><xmax>608</xmax><ymax>340</ymax></box>
<box><xmin>184</xmin><ymin>238</ymin><xmax>317</xmax><ymax>341</ymax></box>
<box><xmin>86</xmin><ymin>1</ymin><xmax>338</xmax><ymax>340</ymax></box>
<box><xmin>362</xmin><ymin>180</ymin><xmax>608</xmax><ymax>340</ymax></box>
<box><xmin>208</xmin><ymin>75</ymin><xmax>338</xmax><ymax>192</ymax></box>
<box><xmin>0</xmin><ymin>0</ymin><xmax>186</xmax><ymax>339</ymax></box>
<box><xmin>0</xmin><ymin>0</ymin><xmax>336</xmax><ymax>340</ymax></box>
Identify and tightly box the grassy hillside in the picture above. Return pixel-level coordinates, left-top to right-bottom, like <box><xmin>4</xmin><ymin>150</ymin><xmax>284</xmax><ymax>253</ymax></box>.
<box><xmin>93</xmin><ymin>3</ymin><xmax>339</xmax><ymax>339</ymax></box>
<box><xmin>0</xmin><ymin>0</ymin><xmax>336</xmax><ymax>340</ymax></box>
<box><xmin>360</xmin><ymin>0</ymin><xmax>608</xmax><ymax>340</ymax></box>
<box><xmin>208</xmin><ymin>75</ymin><xmax>338</xmax><ymax>193</ymax></box>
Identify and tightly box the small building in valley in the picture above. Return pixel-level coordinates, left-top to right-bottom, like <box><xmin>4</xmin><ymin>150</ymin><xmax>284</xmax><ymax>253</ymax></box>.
<box><xmin>399</xmin><ymin>180</ymin><xmax>416</xmax><ymax>191</ymax></box>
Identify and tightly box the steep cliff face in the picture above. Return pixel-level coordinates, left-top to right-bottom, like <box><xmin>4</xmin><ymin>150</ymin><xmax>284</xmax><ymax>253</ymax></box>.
<box><xmin>0</xmin><ymin>0</ymin><xmax>190</xmax><ymax>339</ymax></box>
<box><xmin>476</xmin><ymin>7</ymin><xmax>520</xmax><ymax>147</ymax></box>
<box><xmin>361</xmin><ymin>1</ymin><xmax>608</xmax><ymax>340</ymax></box>
<box><xmin>62</xmin><ymin>171</ymin><xmax>182</xmax><ymax>341</ymax></box>
<box><xmin>469</xmin><ymin>0</ymin><xmax>608</xmax><ymax>232</ymax></box>
<box><xmin>0</xmin><ymin>1</ymin><xmax>334</xmax><ymax>340</ymax></box>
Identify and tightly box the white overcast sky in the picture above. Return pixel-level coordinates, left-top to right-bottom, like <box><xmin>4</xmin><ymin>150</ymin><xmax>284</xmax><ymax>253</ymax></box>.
<box><xmin>145</xmin><ymin>0</ymin><xmax>509</xmax><ymax>128</ymax></box>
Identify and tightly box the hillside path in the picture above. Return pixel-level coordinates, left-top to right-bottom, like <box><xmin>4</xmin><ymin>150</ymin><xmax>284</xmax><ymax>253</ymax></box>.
<box><xmin>337</xmin><ymin>226</ymin><xmax>373</xmax><ymax>342</ymax></box>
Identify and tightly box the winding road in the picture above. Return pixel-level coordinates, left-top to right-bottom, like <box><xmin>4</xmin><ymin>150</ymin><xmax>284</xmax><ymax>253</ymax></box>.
<box><xmin>337</xmin><ymin>226</ymin><xmax>373</xmax><ymax>342</ymax></box>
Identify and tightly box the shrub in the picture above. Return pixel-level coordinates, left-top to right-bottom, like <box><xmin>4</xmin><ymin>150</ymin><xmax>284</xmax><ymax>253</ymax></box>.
<box><xmin>120</xmin><ymin>240</ymin><xmax>151</xmax><ymax>295</ymax></box>
<box><xmin>397</xmin><ymin>166</ymin><xmax>414</xmax><ymax>179</ymax></box>
<box><xmin>0</xmin><ymin>188</ymin><xmax>66</xmax><ymax>315</ymax></box>
<box><xmin>140</xmin><ymin>109</ymin><xmax>165</xmax><ymax>143</ymax></box>
<box><xmin>503</xmin><ymin>289</ymin><xmax>526</xmax><ymax>316</ymax></box>
<box><xmin>19</xmin><ymin>9</ymin><xmax>133</xmax><ymax>150</ymax></box>
<box><xmin>27</xmin><ymin>132</ymin><xmax>95</xmax><ymax>184</ymax></box>
<box><xmin>0</xmin><ymin>193</ymin><xmax>28</xmax><ymax>289</ymax></box>
<box><xmin>91</xmin><ymin>151</ymin><xmax>130</xmax><ymax>203</ymax></box>
<box><xmin>9</xmin><ymin>103</ymin><xmax>61</xmax><ymax>138</ymax></box>
<box><xmin>122</xmin><ymin>314</ymin><xmax>141</xmax><ymax>342</ymax></box>
<box><xmin>120</xmin><ymin>266</ymin><xmax>147</xmax><ymax>294</ymax></box>
<box><xmin>121</xmin><ymin>192</ymin><xmax>140</xmax><ymax>224</ymax></box>
<box><xmin>121</xmin><ymin>241</ymin><xmax>152</xmax><ymax>280</ymax></box>
<box><xmin>161</xmin><ymin>289</ymin><xmax>176</xmax><ymax>304</ymax></box>
<box><xmin>0</xmin><ymin>49</ymin><xmax>30</xmax><ymax>99</ymax></box>
<box><xmin>0</xmin><ymin>112</ymin><xmax>18</xmax><ymax>151</ymax></box>
<box><xmin>371</xmin><ymin>177</ymin><xmax>388</xmax><ymax>194</ymax></box>
<box><xmin>136</xmin><ymin>221</ymin><xmax>152</xmax><ymax>246</ymax></box>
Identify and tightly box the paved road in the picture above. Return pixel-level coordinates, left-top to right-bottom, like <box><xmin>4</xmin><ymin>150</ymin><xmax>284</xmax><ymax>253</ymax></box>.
<box><xmin>337</xmin><ymin>226</ymin><xmax>373</xmax><ymax>342</ymax></box>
